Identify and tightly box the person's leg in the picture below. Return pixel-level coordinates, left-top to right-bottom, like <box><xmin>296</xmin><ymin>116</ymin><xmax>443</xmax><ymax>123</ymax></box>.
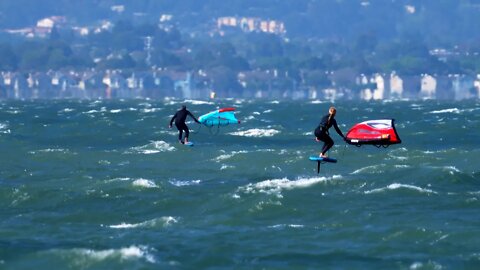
<box><xmin>321</xmin><ymin>134</ymin><xmax>334</xmax><ymax>157</ymax></box>
<box><xmin>175</xmin><ymin>123</ymin><xmax>184</xmax><ymax>143</ymax></box>
<box><xmin>183</xmin><ymin>125</ymin><xmax>190</xmax><ymax>143</ymax></box>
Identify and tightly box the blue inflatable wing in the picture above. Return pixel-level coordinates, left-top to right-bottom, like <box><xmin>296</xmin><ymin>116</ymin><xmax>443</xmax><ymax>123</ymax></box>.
<box><xmin>198</xmin><ymin>107</ymin><xmax>240</xmax><ymax>127</ymax></box>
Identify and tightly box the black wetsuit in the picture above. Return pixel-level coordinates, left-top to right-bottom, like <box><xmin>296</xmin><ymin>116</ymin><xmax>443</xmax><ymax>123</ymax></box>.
<box><xmin>314</xmin><ymin>114</ymin><xmax>345</xmax><ymax>155</ymax></box>
<box><xmin>169</xmin><ymin>108</ymin><xmax>199</xmax><ymax>142</ymax></box>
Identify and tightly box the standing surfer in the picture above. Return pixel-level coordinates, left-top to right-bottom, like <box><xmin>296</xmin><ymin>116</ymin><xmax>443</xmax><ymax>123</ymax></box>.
<box><xmin>314</xmin><ymin>106</ymin><xmax>345</xmax><ymax>157</ymax></box>
<box><xmin>169</xmin><ymin>105</ymin><xmax>200</xmax><ymax>144</ymax></box>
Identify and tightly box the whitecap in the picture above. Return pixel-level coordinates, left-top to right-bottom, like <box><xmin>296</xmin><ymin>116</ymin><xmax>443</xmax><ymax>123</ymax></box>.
<box><xmin>169</xmin><ymin>179</ymin><xmax>201</xmax><ymax>186</ymax></box>
<box><xmin>105</xmin><ymin>177</ymin><xmax>131</xmax><ymax>183</ymax></box>
<box><xmin>442</xmin><ymin>166</ymin><xmax>460</xmax><ymax>173</ymax></box>
<box><xmin>0</xmin><ymin>123</ymin><xmax>10</xmax><ymax>134</ymax></box>
<box><xmin>429</xmin><ymin>108</ymin><xmax>461</xmax><ymax>114</ymax></box>
<box><xmin>238</xmin><ymin>175</ymin><xmax>342</xmax><ymax>197</ymax></box>
<box><xmin>68</xmin><ymin>245</ymin><xmax>156</xmax><ymax>263</ymax></box>
<box><xmin>243</xmin><ymin>115</ymin><xmax>255</xmax><ymax>121</ymax></box>
<box><xmin>110</xmin><ymin>109</ymin><xmax>122</xmax><ymax>113</ymax></box>
<box><xmin>128</xmin><ymin>141</ymin><xmax>175</xmax><ymax>154</ymax></box>
<box><xmin>213</xmin><ymin>150</ymin><xmax>248</xmax><ymax>162</ymax></box>
<box><xmin>228</xmin><ymin>128</ymin><xmax>280</xmax><ymax>137</ymax></box>
<box><xmin>220</xmin><ymin>164</ymin><xmax>235</xmax><ymax>170</ymax></box>
<box><xmin>184</xmin><ymin>99</ymin><xmax>213</xmax><ymax>105</ymax></box>
<box><xmin>394</xmin><ymin>165</ymin><xmax>411</xmax><ymax>169</ymax></box>
<box><xmin>141</xmin><ymin>108</ymin><xmax>162</xmax><ymax>113</ymax></box>
<box><xmin>29</xmin><ymin>148</ymin><xmax>75</xmax><ymax>155</ymax></box>
<box><xmin>351</xmin><ymin>164</ymin><xmax>386</xmax><ymax>174</ymax></box>
<box><xmin>364</xmin><ymin>183</ymin><xmax>437</xmax><ymax>194</ymax></box>
<box><xmin>409</xmin><ymin>261</ymin><xmax>443</xmax><ymax>270</ymax></box>
<box><xmin>234</xmin><ymin>99</ymin><xmax>245</xmax><ymax>104</ymax></box>
<box><xmin>84</xmin><ymin>109</ymin><xmax>102</xmax><ymax>114</ymax></box>
<box><xmin>269</xmin><ymin>224</ymin><xmax>305</xmax><ymax>229</ymax></box>
<box><xmin>60</xmin><ymin>108</ymin><xmax>75</xmax><ymax>113</ymax></box>
<box><xmin>132</xmin><ymin>178</ymin><xmax>158</xmax><ymax>188</ymax></box>
<box><xmin>109</xmin><ymin>217</ymin><xmax>178</xmax><ymax>229</ymax></box>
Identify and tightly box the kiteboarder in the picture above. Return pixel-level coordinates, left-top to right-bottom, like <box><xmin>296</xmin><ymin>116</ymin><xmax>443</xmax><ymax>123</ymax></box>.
<box><xmin>169</xmin><ymin>105</ymin><xmax>200</xmax><ymax>144</ymax></box>
<box><xmin>314</xmin><ymin>106</ymin><xmax>346</xmax><ymax>157</ymax></box>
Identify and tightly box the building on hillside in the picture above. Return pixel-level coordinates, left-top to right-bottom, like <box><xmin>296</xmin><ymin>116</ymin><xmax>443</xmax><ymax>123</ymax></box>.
<box><xmin>420</xmin><ymin>74</ymin><xmax>436</xmax><ymax>99</ymax></box>
<box><xmin>173</xmin><ymin>72</ymin><xmax>192</xmax><ymax>98</ymax></box>
<box><xmin>435</xmin><ymin>75</ymin><xmax>454</xmax><ymax>99</ymax></box>
<box><xmin>217</xmin><ymin>16</ymin><xmax>286</xmax><ymax>35</ymax></box>
<box><xmin>402</xmin><ymin>75</ymin><xmax>421</xmax><ymax>99</ymax></box>
<box><xmin>474</xmin><ymin>75</ymin><xmax>480</xmax><ymax>98</ymax></box>
<box><xmin>452</xmin><ymin>74</ymin><xmax>475</xmax><ymax>100</ymax></box>
<box><xmin>389</xmin><ymin>73</ymin><xmax>403</xmax><ymax>99</ymax></box>
<box><xmin>357</xmin><ymin>74</ymin><xmax>384</xmax><ymax>100</ymax></box>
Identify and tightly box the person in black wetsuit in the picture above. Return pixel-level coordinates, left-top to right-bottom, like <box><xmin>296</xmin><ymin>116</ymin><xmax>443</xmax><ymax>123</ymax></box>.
<box><xmin>314</xmin><ymin>107</ymin><xmax>345</xmax><ymax>157</ymax></box>
<box><xmin>169</xmin><ymin>105</ymin><xmax>200</xmax><ymax>144</ymax></box>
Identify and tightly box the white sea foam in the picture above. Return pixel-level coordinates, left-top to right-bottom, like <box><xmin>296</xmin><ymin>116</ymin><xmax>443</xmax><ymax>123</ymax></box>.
<box><xmin>409</xmin><ymin>261</ymin><xmax>443</xmax><ymax>270</ymax></box>
<box><xmin>234</xmin><ymin>99</ymin><xmax>245</xmax><ymax>104</ymax></box>
<box><xmin>214</xmin><ymin>150</ymin><xmax>248</xmax><ymax>162</ymax></box>
<box><xmin>429</xmin><ymin>108</ymin><xmax>461</xmax><ymax>114</ymax></box>
<box><xmin>243</xmin><ymin>115</ymin><xmax>256</xmax><ymax>121</ymax></box>
<box><xmin>84</xmin><ymin>107</ymin><xmax>108</xmax><ymax>114</ymax></box>
<box><xmin>109</xmin><ymin>216</ymin><xmax>178</xmax><ymax>229</ymax></box>
<box><xmin>184</xmin><ymin>99</ymin><xmax>213</xmax><ymax>105</ymax></box>
<box><xmin>129</xmin><ymin>140</ymin><xmax>175</xmax><ymax>154</ymax></box>
<box><xmin>228</xmin><ymin>128</ymin><xmax>280</xmax><ymax>137</ymax></box>
<box><xmin>220</xmin><ymin>164</ymin><xmax>235</xmax><ymax>170</ymax></box>
<box><xmin>442</xmin><ymin>166</ymin><xmax>461</xmax><ymax>173</ymax></box>
<box><xmin>364</xmin><ymin>183</ymin><xmax>437</xmax><ymax>194</ymax></box>
<box><xmin>351</xmin><ymin>164</ymin><xmax>386</xmax><ymax>174</ymax></box>
<box><xmin>269</xmin><ymin>224</ymin><xmax>305</xmax><ymax>229</ymax></box>
<box><xmin>67</xmin><ymin>245</ymin><xmax>156</xmax><ymax>263</ymax></box>
<box><xmin>132</xmin><ymin>178</ymin><xmax>158</xmax><ymax>188</ymax></box>
<box><xmin>60</xmin><ymin>108</ymin><xmax>75</xmax><ymax>113</ymax></box>
<box><xmin>106</xmin><ymin>177</ymin><xmax>131</xmax><ymax>183</ymax></box>
<box><xmin>84</xmin><ymin>109</ymin><xmax>99</xmax><ymax>114</ymax></box>
<box><xmin>6</xmin><ymin>109</ymin><xmax>21</xmax><ymax>114</ymax></box>
<box><xmin>394</xmin><ymin>165</ymin><xmax>411</xmax><ymax>169</ymax></box>
<box><xmin>169</xmin><ymin>179</ymin><xmax>201</xmax><ymax>186</ymax></box>
<box><xmin>238</xmin><ymin>175</ymin><xmax>342</xmax><ymax>197</ymax></box>
<box><xmin>29</xmin><ymin>148</ymin><xmax>75</xmax><ymax>155</ymax></box>
<box><xmin>0</xmin><ymin>123</ymin><xmax>10</xmax><ymax>134</ymax></box>
<box><xmin>141</xmin><ymin>108</ymin><xmax>162</xmax><ymax>113</ymax></box>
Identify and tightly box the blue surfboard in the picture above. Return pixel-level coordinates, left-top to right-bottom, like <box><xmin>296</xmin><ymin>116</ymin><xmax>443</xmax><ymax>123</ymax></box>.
<box><xmin>309</xmin><ymin>156</ymin><xmax>337</xmax><ymax>174</ymax></box>
<box><xmin>309</xmin><ymin>156</ymin><xmax>337</xmax><ymax>163</ymax></box>
<box><xmin>184</xmin><ymin>141</ymin><xmax>194</xmax><ymax>147</ymax></box>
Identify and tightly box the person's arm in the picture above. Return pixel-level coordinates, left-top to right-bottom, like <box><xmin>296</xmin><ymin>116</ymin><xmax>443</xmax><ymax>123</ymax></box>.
<box><xmin>188</xmin><ymin>111</ymin><xmax>200</xmax><ymax>123</ymax></box>
<box><xmin>333</xmin><ymin>120</ymin><xmax>345</xmax><ymax>138</ymax></box>
<box><xmin>169</xmin><ymin>113</ymin><xmax>177</xmax><ymax>127</ymax></box>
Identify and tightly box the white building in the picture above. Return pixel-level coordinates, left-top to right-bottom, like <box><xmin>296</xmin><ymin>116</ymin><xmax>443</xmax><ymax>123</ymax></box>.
<box><xmin>390</xmin><ymin>73</ymin><xmax>403</xmax><ymax>98</ymax></box>
<box><xmin>420</xmin><ymin>74</ymin><xmax>436</xmax><ymax>99</ymax></box>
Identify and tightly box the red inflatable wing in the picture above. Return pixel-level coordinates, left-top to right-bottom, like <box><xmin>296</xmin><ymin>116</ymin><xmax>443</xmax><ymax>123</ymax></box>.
<box><xmin>345</xmin><ymin>119</ymin><xmax>401</xmax><ymax>147</ymax></box>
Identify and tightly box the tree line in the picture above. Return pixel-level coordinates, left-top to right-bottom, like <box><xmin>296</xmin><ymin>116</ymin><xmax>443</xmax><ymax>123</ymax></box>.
<box><xmin>2</xmin><ymin>17</ymin><xmax>480</xmax><ymax>76</ymax></box>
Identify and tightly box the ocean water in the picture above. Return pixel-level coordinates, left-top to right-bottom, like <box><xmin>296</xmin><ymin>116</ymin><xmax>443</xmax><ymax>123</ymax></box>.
<box><xmin>0</xmin><ymin>99</ymin><xmax>479</xmax><ymax>269</ymax></box>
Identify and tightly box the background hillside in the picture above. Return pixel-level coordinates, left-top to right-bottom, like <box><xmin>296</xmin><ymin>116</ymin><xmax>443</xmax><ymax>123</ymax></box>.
<box><xmin>2</xmin><ymin>0</ymin><xmax>480</xmax><ymax>45</ymax></box>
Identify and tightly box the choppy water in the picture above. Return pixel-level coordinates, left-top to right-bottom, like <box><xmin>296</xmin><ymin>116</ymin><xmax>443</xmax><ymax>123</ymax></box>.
<box><xmin>0</xmin><ymin>99</ymin><xmax>479</xmax><ymax>269</ymax></box>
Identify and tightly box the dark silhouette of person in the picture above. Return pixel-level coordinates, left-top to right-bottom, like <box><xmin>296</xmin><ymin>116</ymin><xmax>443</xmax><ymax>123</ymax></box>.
<box><xmin>169</xmin><ymin>105</ymin><xmax>200</xmax><ymax>144</ymax></box>
<box><xmin>314</xmin><ymin>107</ymin><xmax>345</xmax><ymax>157</ymax></box>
